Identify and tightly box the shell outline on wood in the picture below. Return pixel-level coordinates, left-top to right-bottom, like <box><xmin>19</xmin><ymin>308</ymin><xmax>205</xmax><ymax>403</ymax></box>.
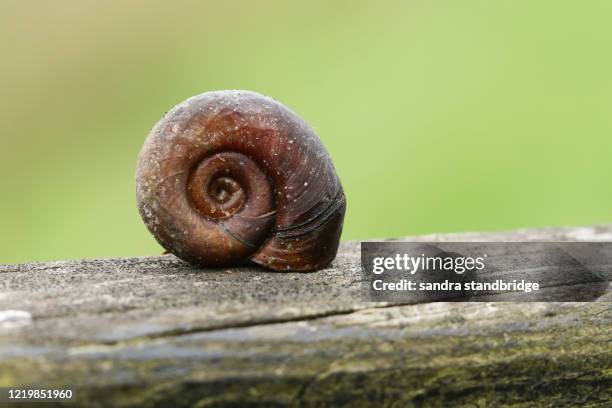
<box><xmin>136</xmin><ymin>90</ymin><xmax>345</xmax><ymax>271</ymax></box>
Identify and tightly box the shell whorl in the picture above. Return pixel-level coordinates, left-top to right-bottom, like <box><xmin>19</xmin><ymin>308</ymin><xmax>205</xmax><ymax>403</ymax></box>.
<box><xmin>136</xmin><ymin>90</ymin><xmax>345</xmax><ymax>271</ymax></box>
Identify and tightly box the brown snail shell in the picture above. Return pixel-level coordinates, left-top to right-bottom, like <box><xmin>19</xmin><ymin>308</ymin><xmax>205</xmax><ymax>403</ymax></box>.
<box><xmin>136</xmin><ymin>90</ymin><xmax>345</xmax><ymax>271</ymax></box>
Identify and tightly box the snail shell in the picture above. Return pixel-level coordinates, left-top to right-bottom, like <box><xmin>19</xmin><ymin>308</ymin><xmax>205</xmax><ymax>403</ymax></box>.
<box><xmin>136</xmin><ymin>90</ymin><xmax>345</xmax><ymax>271</ymax></box>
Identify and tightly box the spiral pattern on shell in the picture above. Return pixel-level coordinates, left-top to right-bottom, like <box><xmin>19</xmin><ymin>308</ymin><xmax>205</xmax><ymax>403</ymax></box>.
<box><xmin>136</xmin><ymin>90</ymin><xmax>345</xmax><ymax>271</ymax></box>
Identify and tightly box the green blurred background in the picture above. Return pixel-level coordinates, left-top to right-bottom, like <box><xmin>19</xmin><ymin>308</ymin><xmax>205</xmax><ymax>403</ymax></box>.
<box><xmin>1</xmin><ymin>1</ymin><xmax>611</xmax><ymax>264</ymax></box>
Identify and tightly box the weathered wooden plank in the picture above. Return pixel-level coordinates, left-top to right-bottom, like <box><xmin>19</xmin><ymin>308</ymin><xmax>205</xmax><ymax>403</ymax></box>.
<box><xmin>0</xmin><ymin>225</ymin><xmax>611</xmax><ymax>407</ymax></box>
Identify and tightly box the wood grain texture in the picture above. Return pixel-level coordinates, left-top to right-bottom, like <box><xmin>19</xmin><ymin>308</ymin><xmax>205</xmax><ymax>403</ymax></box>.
<box><xmin>0</xmin><ymin>225</ymin><xmax>611</xmax><ymax>407</ymax></box>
